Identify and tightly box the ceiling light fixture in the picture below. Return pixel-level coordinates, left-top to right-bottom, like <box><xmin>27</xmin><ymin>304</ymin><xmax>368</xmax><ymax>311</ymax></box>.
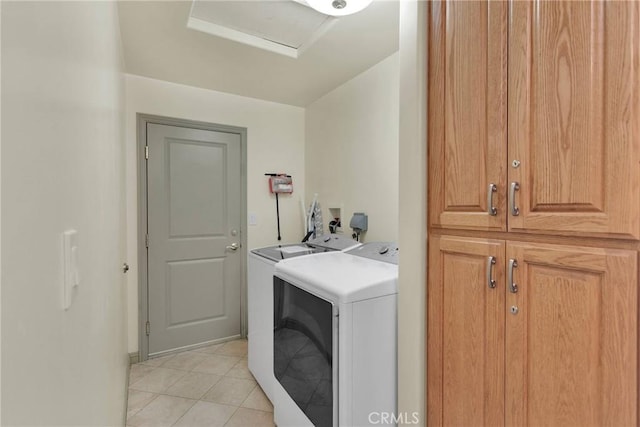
<box><xmin>305</xmin><ymin>0</ymin><xmax>373</xmax><ymax>16</ymax></box>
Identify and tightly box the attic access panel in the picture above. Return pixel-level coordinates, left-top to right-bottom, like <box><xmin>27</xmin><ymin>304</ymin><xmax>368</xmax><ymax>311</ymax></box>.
<box><xmin>188</xmin><ymin>0</ymin><xmax>336</xmax><ymax>58</ymax></box>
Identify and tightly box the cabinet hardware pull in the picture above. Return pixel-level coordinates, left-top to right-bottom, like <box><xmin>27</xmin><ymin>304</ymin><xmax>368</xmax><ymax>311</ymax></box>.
<box><xmin>487</xmin><ymin>256</ymin><xmax>496</xmax><ymax>289</ymax></box>
<box><xmin>487</xmin><ymin>183</ymin><xmax>497</xmax><ymax>216</ymax></box>
<box><xmin>510</xmin><ymin>182</ymin><xmax>520</xmax><ymax>216</ymax></box>
<box><xmin>508</xmin><ymin>259</ymin><xmax>518</xmax><ymax>293</ymax></box>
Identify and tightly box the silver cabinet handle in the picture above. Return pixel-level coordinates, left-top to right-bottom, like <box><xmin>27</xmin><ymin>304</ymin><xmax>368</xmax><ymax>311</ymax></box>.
<box><xmin>487</xmin><ymin>256</ymin><xmax>496</xmax><ymax>289</ymax></box>
<box><xmin>487</xmin><ymin>183</ymin><xmax>497</xmax><ymax>216</ymax></box>
<box><xmin>510</xmin><ymin>182</ymin><xmax>520</xmax><ymax>216</ymax></box>
<box><xmin>226</xmin><ymin>243</ymin><xmax>239</xmax><ymax>251</ymax></box>
<box><xmin>508</xmin><ymin>259</ymin><xmax>518</xmax><ymax>293</ymax></box>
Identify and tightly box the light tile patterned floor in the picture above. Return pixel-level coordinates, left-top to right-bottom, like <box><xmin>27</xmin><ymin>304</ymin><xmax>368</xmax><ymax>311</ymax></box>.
<box><xmin>127</xmin><ymin>339</ymin><xmax>275</xmax><ymax>427</ymax></box>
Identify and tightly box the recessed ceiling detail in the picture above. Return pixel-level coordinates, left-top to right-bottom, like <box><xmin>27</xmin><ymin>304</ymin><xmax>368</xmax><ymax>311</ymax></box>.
<box><xmin>187</xmin><ymin>0</ymin><xmax>336</xmax><ymax>58</ymax></box>
<box><xmin>117</xmin><ymin>1</ymin><xmax>399</xmax><ymax>106</ymax></box>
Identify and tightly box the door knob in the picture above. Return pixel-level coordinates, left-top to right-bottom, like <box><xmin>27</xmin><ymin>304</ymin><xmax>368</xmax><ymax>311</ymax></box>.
<box><xmin>226</xmin><ymin>243</ymin><xmax>239</xmax><ymax>251</ymax></box>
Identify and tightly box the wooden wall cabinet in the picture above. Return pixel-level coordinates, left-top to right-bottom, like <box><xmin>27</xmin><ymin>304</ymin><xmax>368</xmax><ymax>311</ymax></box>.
<box><xmin>505</xmin><ymin>241</ymin><xmax>638</xmax><ymax>426</ymax></box>
<box><xmin>427</xmin><ymin>236</ymin><xmax>506</xmax><ymax>427</ymax></box>
<box><xmin>428</xmin><ymin>236</ymin><xmax>638</xmax><ymax>427</ymax></box>
<box><xmin>428</xmin><ymin>0</ymin><xmax>507</xmax><ymax>232</ymax></box>
<box><xmin>427</xmin><ymin>1</ymin><xmax>640</xmax><ymax>425</ymax></box>
<box><xmin>428</xmin><ymin>0</ymin><xmax>640</xmax><ymax>240</ymax></box>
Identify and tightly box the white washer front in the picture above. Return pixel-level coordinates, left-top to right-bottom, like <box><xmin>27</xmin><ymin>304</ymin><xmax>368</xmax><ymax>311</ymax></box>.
<box><xmin>247</xmin><ymin>251</ymin><xmax>278</xmax><ymax>400</ymax></box>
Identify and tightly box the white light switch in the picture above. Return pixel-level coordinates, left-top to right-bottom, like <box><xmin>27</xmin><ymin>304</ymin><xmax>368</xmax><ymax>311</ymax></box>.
<box><xmin>249</xmin><ymin>212</ymin><xmax>258</xmax><ymax>226</ymax></box>
<box><xmin>63</xmin><ymin>230</ymin><xmax>79</xmax><ymax>310</ymax></box>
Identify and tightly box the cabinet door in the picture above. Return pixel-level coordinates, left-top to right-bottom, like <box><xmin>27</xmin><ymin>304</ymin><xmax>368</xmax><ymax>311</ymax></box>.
<box><xmin>505</xmin><ymin>242</ymin><xmax>637</xmax><ymax>426</ymax></box>
<box><xmin>428</xmin><ymin>0</ymin><xmax>507</xmax><ymax>231</ymax></box>
<box><xmin>427</xmin><ymin>235</ymin><xmax>505</xmax><ymax>427</ymax></box>
<box><xmin>508</xmin><ymin>1</ymin><xmax>640</xmax><ymax>239</ymax></box>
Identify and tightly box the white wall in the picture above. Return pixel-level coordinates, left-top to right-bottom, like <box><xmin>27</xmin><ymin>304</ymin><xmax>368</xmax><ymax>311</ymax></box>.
<box><xmin>305</xmin><ymin>53</ymin><xmax>399</xmax><ymax>242</ymax></box>
<box><xmin>0</xmin><ymin>4</ymin><xmax>3</xmax><ymax>421</ymax></box>
<box><xmin>398</xmin><ymin>1</ymin><xmax>427</xmax><ymax>424</ymax></box>
<box><xmin>125</xmin><ymin>75</ymin><xmax>306</xmax><ymax>353</ymax></box>
<box><xmin>1</xmin><ymin>2</ymin><xmax>128</xmax><ymax>425</ymax></box>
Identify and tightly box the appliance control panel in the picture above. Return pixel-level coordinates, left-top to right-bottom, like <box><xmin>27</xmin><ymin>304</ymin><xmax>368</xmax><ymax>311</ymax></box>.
<box><xmin>346</xmin><ymin>242</ymin><xmax>399</xmax><ymax>265</ymax></box>
<box><xmin>307</xmin><ymin>234</ymin><xmax>360</xmax><ymax>251</ymax></box>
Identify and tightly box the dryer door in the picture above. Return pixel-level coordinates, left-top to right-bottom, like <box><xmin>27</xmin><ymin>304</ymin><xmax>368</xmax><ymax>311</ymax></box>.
<box><xmin>273</xmin><ymin>276</ymin><xmax>338</xmax><ymax>427</ymax></box>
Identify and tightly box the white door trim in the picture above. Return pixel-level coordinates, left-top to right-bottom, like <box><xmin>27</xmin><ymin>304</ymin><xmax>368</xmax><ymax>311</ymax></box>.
<box><xmin>136</xmin><ymin>113</ymin><xmax>248</xmax><ymax>361</ymax></box>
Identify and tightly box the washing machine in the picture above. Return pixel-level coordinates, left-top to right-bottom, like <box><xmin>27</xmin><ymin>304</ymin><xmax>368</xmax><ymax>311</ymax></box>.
<box><xmin>272</xmin><ymin>242</ymin><xmax>398</xmax><ymax>427</ymax></box>
<box><xmin>247</xmin><ymin>234</ymin><xmax>360</xmax><ymax>403</ymax></box>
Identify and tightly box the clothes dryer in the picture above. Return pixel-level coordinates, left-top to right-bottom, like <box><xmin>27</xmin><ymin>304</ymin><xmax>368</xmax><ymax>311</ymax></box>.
<box><xmin>271</xmin><ymin>242</ymin><xmax>398</xmax><ymax>427</ymax></box>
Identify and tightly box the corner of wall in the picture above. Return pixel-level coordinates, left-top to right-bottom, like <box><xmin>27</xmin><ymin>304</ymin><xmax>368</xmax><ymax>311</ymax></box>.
<box><xmin>0</xmin><ymin>2</ymin><xmax>4</xmax><ymax>423</ymax></box>
<box><xmin>398</xmin><ymin>0</ymin><xmax>427</xmax><ymax>424</ymax></box>
<box><xmin>304</xmin><ymin>52</ymin><xmax>400</xmax><ymax>243</ymax></box>
<box><xmin>1</xmin><ymin>2</ymin><xmax>128</xmax><ymax>424</ymax></box>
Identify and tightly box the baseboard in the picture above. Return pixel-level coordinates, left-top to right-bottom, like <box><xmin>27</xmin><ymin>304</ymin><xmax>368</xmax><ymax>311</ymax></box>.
<box><xmin>146</xmin><ymin>335</ymin><xmax>241</xmax><ymax>360</ymax></box>
<box><xmin>129</xmin><ymin>351</ymin><xmax>140</xmax><ymax>365</ymax></box>
<box><xmin>123</xmin><ymin>353</ymin><xmax>132</xmax><ymax>426</ymax></box>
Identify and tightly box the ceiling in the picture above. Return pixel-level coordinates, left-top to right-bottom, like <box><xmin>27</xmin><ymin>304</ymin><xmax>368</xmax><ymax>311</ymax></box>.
<box><xmin>117</xmin><ymin>1</ymin><xmax>399</xmax><ymax>107</ymax></box>
<box><xmin>188</xmin><ymin>0</ymin><xmax>336</xmax><ymax>57</ymax></box>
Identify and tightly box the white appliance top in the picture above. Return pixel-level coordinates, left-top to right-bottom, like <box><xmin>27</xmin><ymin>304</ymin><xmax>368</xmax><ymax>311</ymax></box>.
<box><xmin>346</xmin><ymin>241</ymin><xmax>399</xmax><ymax>265</ymax></box>
<box><xmin>307</xmin><ymin>234</ymin><xmax>361</xmax><ymax>251</ymax></box>
<box><xmin>275</xmin><ymin>250</ymin><xmax>398</xmax><ymax>304</ymax></box>
<box><xmin>250</xmin><ymin>234</ymin><xmax>360</xmax><ymax>263</ymax></box>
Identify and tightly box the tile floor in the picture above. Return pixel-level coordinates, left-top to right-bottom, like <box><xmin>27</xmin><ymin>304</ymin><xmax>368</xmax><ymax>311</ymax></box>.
<box><xmin>127</xmin><ymin>339</ymin><xmax>275</xmax><ymax>427</ymax></box>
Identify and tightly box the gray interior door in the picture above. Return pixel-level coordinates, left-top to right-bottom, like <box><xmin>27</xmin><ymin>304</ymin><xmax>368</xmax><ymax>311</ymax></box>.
<box><xmin>147</xmin><ymin>123</ymin><xmax>242</xmax><ymax>355</ymax></box>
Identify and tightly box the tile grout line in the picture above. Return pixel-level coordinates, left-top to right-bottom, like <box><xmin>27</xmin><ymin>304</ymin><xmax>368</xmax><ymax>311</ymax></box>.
<box><xmin>221</xmin><ymin>406</ymin><xmax>242</xmax><ymax>427</ymax></box>
<box><xmin>169</xmin><ymin>397</ymin><xmax>215</xmax><ymax>427</ymax></box>
<box><xmin>126</xmin><ymin>392</ymin><xmax>161</xmax><ymax>421</ymax></box>
<box><xmin>238</xmin><ymin>383</ymin><xmax>258</xmax><ymax>409</ymax></box>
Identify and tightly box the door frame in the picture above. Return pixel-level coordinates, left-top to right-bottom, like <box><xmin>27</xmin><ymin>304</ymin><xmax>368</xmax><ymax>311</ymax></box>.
<box><xmin>137</xmin><ymin>113</ymin><xmax>248</xmax><ymax>361</ymax></box>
